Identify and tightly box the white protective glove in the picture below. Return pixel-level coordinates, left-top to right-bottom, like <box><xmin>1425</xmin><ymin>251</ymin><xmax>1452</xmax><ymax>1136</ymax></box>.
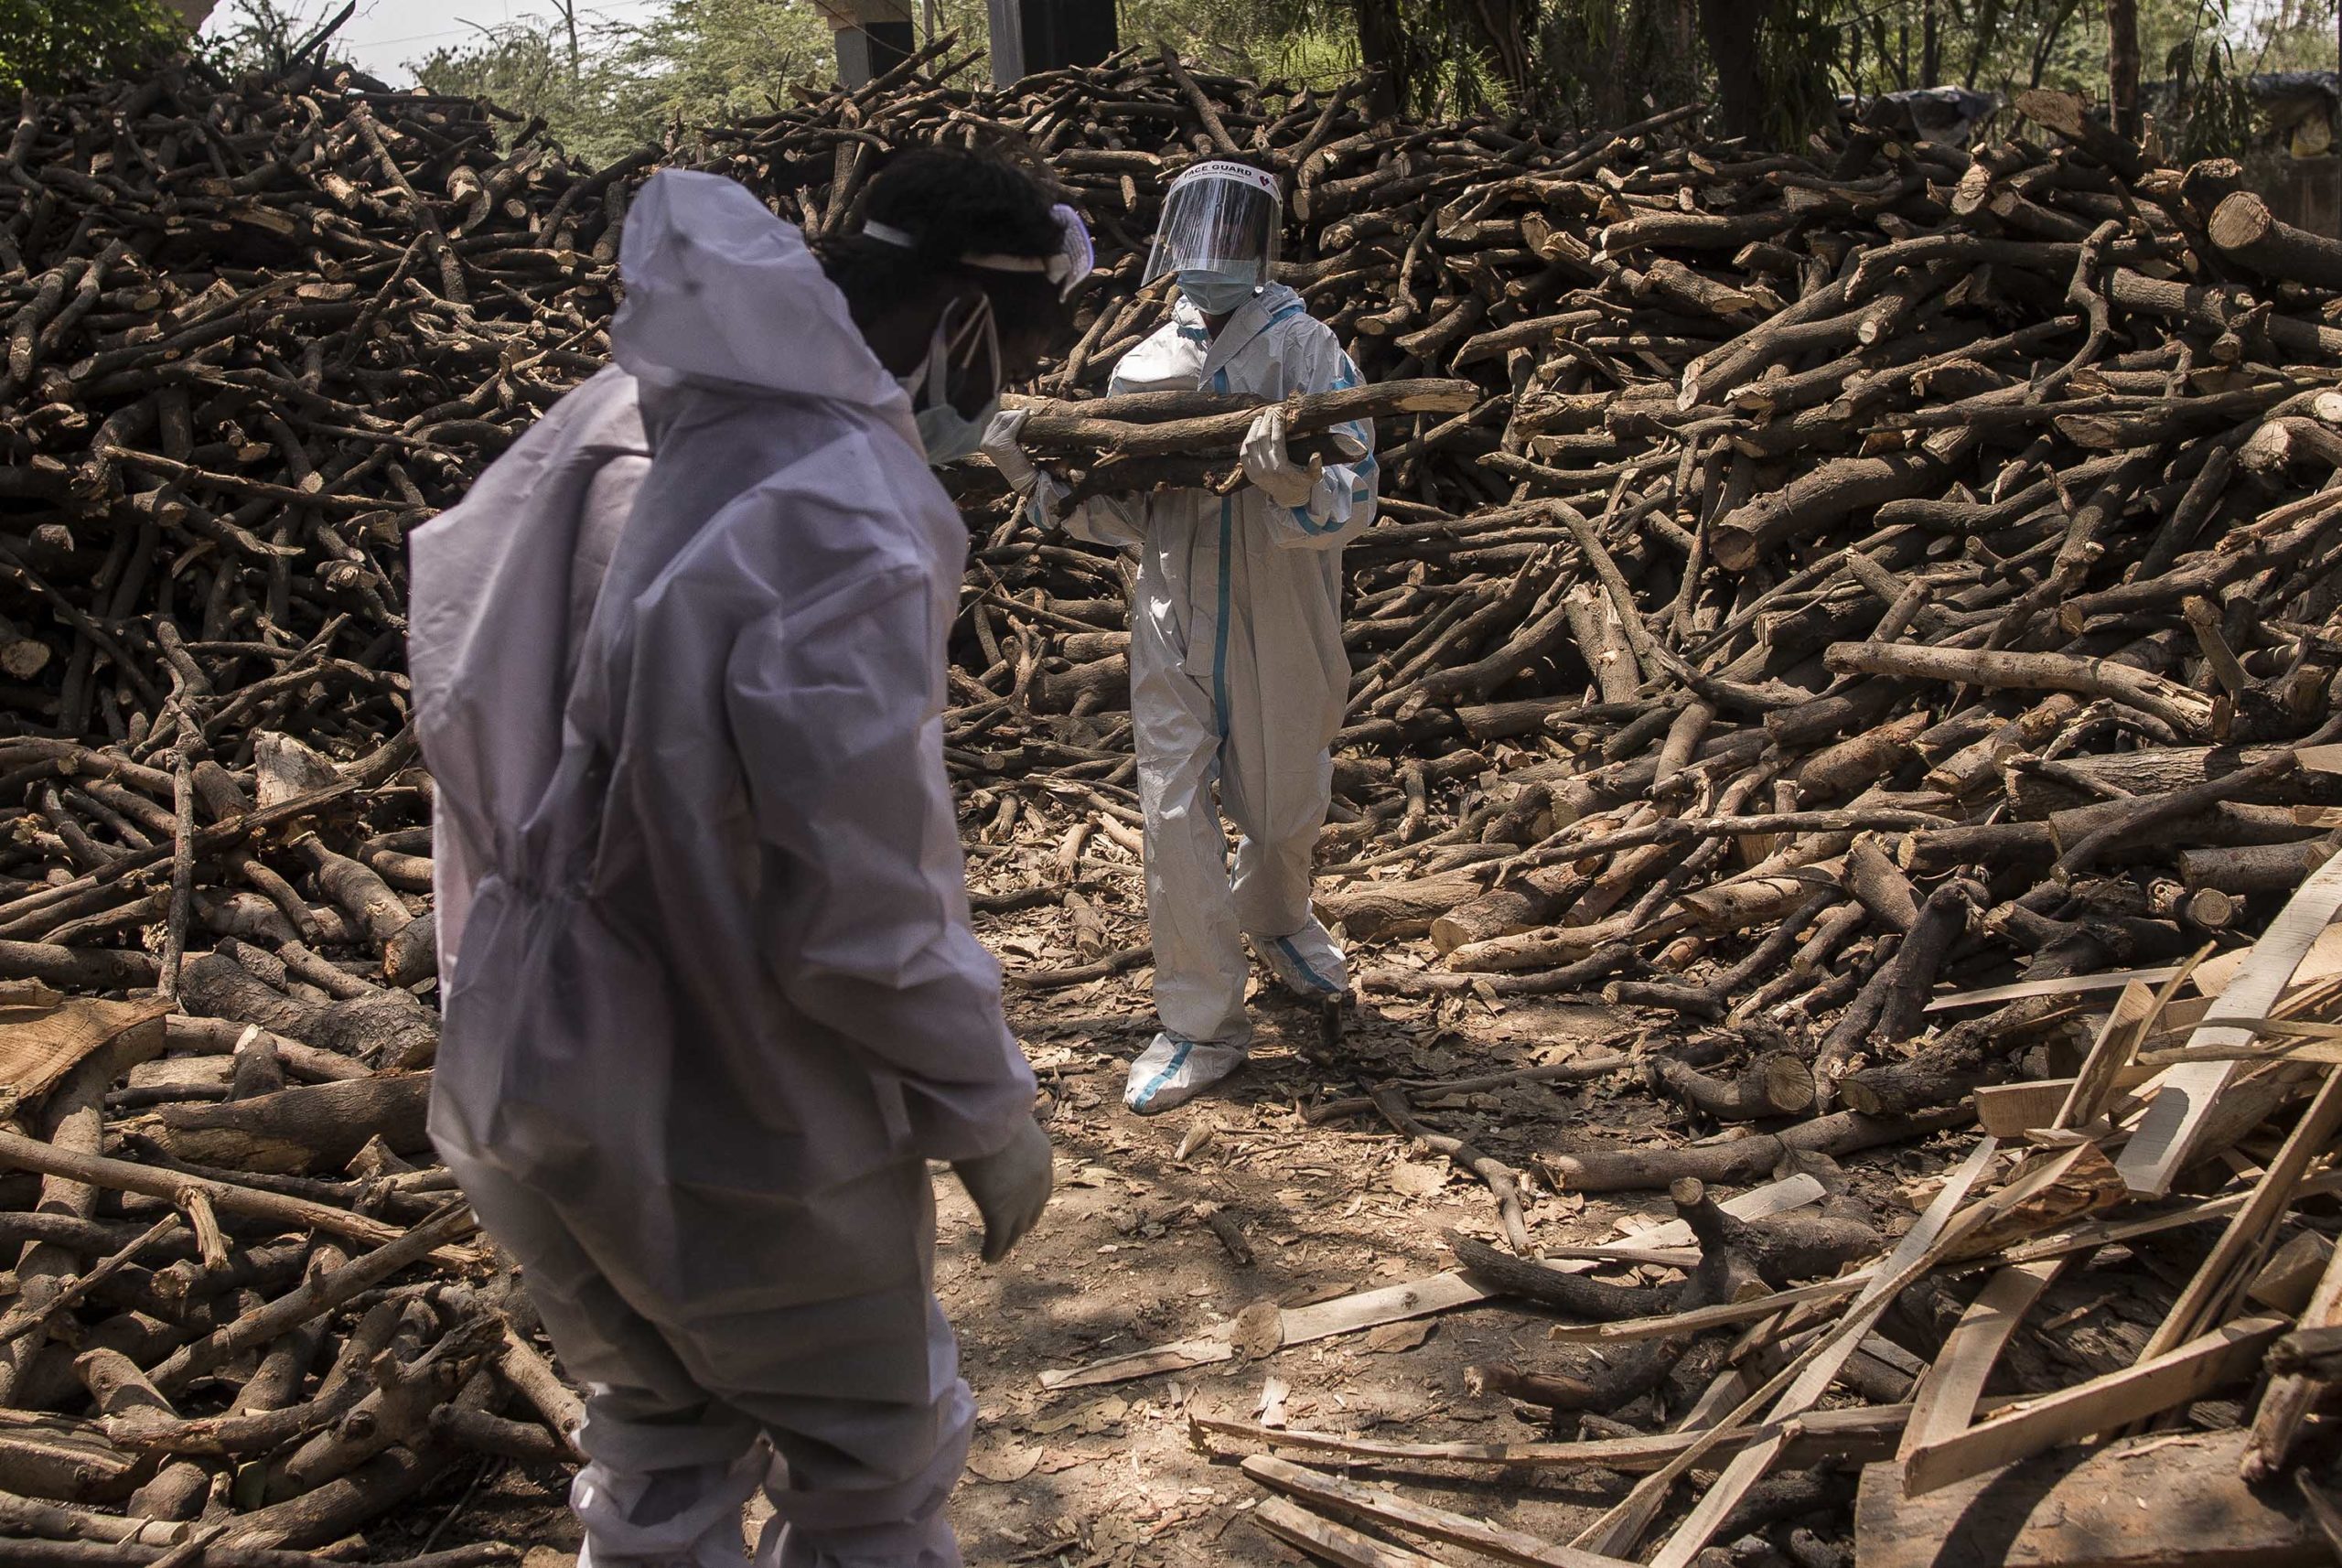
<box><xmin>1240</xmin><ymin>406</ymin><xmax>1322</xmax><ymax>510</ymax></box>
<box><xmin>951</xmin><ymin>1115</ymin><xmax>1053</xmax><ymax>1263</ymax></box>
<box><xmin>981</xmin><ymin>406</ymin><xmax>1070</xmax><ymax>529</ymax></box>
<box><xmin>980</xmin><ymin>408</ymin><xmax>1039</xmax><ymax>491</ymax></box>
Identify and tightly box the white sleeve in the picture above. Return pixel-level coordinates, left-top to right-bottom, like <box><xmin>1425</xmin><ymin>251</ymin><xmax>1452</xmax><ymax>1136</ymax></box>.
<box><xmin>725</xmin><ymin>565</ymin><xmax>1037</xmax><ymax>1163</ymax></box>
<box><xmin>1060</xmin><ymin>489</ymin><xmax>1148</xmax><ymax>549</ymax></box>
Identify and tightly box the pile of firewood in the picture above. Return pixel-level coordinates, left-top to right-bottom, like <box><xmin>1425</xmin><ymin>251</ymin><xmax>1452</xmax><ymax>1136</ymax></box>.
<box><xmin>0</xmin><ymin>32</ymin><xmax>2339</xmax><ymax>1563</ymax></box>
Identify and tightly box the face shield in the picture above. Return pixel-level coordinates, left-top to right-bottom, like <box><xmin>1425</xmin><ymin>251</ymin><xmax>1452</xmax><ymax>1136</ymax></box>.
<box><xmin>1143</xmin><ymin>161</ymin><xmax>1282</xmax><ymax>288</ymax></box>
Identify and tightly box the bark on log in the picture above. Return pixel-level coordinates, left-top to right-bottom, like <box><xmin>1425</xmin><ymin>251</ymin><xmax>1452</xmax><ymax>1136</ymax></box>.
<box><xmin>1543</xmin><ymin>1108</ymin><xmax>1973</xmax><ymax>1192</ymax></box>
<box><xmin>2208</xmin><ymin>191</ymin><xmax>2342</xmax><ymax>290</ymax></box>
<box><xmin>141</xmin><ymin>1074</ymin><xmax>431</xmax><ymax>1176</ymax></box>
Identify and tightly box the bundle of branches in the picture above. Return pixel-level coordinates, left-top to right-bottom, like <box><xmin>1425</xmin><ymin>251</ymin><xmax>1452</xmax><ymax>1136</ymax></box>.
<box><xmin>0</xmin><ymin>57</ymin><xmax>642</xmax><ymax>1551</ymax></box>
<box><xmin>1202</xmin><ymin>975</ymin><xmax>2342</xmax><ymax>1565</ymax></box>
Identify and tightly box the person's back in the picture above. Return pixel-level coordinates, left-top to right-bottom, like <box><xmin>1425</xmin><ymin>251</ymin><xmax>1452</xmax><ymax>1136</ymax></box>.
<box><xmin>409</xmin><ymin>158</ymin><xmax>1082</xmax><ymax>1568</ymax></box>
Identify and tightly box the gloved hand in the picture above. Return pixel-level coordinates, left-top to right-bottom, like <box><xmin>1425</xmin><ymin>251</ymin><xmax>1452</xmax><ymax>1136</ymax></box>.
<box><xmin>980</xmin><ymin>408</ymin><xmax>1040</xmax><ymax>491</ymax></box>
<box><xmin>951</xmin><ymin>1116</ymin><xmax>1053</xmax><ymax>1263</ymax></box>
<box><xmin>1241</xmin><ymin>406</ymin><xmax>1321</xmax><ymax>510</ymax></box>
<box><xmin>982</xmin><ymin>408</ymin><xmax>1069</xmax><ymax>529</ymax></box>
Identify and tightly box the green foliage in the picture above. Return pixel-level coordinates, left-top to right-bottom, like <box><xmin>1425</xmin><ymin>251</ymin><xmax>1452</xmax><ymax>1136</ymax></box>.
<box><xmin>210</xmin><ymin>0</ymin><xmax>2336</xmax><ymax>178</ymax></box>
<box><xmin>2236</xmin><ymin>0</ymin><xmax>2338</xmax><ymax>72</ymax></box>
<box><xmin>1759</xmin><ymin>0</ymin><xmax>1840</xmax><ymax>145</ymax></box>
<box><xmin>406</xmin><ymin>0</ymin><xmax>834</xmax><ymax>164</ymax></box>
<box><xmin>2164</xmin><ymin>27</ymin><xmax>2256</xmax><ymax>159</ymax></box>
<box><xmin>1115</xmin><ymin>0</ymin><xmax>1356</xmax><ymax>87</ymax></box>
<box><xmin>0</xmin><ymin>0</ymin><xmax>181</xmax><ymax>91</ymax></box>
<box><xmin>199</xmin><ymin>0</ymin><xmax>308</xmax><ymax>75</ymax></box>
<box><xmin>1529</xmin><ymin>0</ymin><xmax>1699</xmax><ymax>131</ymax></box>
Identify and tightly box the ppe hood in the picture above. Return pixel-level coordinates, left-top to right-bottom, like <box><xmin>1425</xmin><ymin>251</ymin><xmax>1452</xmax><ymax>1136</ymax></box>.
<box><xmin>613</xmin><ymin>169</ymin><xmax>903</xmax><ymax>411</ymax></box>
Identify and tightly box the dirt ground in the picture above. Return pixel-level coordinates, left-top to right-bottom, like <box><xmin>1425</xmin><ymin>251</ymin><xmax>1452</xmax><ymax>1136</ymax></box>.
<box><xmin>371</xmin><ymin>842</ymin><xmax>1976</xmax><ymax>1568</ymax></box>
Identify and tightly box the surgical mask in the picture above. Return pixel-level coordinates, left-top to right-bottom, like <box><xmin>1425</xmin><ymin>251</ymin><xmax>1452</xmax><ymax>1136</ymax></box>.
<box><xmin>897</xmin><ymin>294</ymin><xmax>1001</xmax><ymax>467</ymax></box>
<box><xmin>915</xmin><ymin>395</ymin><xmax>999</xmax><ymax>466</ymax></box>
<box><xmin>1177</xmin><ymin>267</ymin><xmax>1261</xmax><ymax>316</ymax></box>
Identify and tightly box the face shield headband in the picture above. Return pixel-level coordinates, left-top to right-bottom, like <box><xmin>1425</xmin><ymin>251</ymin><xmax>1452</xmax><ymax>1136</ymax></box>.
<box><xmin>1143</xmin><ymin>160</ymin><xmax>1282</xmax><ymax>287</ymax></box>
<box><xmin>861</xmin><ymin>200</ymin><xmax>1094</xmax><ymax>299</ymax></box>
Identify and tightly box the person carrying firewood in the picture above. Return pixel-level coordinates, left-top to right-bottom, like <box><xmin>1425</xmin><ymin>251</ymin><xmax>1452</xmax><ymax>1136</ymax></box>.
<box><xmin>407</xmin><ymin>156</ymin><xmax>1090</xmax><ymax>1568</ymax></box>
<box><xmin>982</xmin><ymin>159</ymin><xmax>1380</xmax><ymax>1115</ymax></box>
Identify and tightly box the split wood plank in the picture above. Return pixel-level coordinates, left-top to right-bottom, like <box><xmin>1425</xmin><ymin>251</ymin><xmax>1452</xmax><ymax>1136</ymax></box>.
<box><xmin>2244</xmin><ymin>1230</ymin><xmax>2331</xmax><ymax>1315</ymax></box>
<box><xmin>1856</xmin><ymin>1430</ymin><xmax>2325</xmax><ymax>1568</ymax></box>
<box><xmin>1547</xmin><ymin>1273</ymin><xmax>1870</xmax><ymax>1341</ymax></box>
<box><xmin>1901</xmin><ymin>1316</ymin><xmax>2287</xmax><ymax>1496</ymax></box>
<box><xmin>1642</xmin><ymin>1136</ymin><xmax>2025</xmax><ymax>1568</ymax></box>
<box><xmin>1897</xmin><ymin>1259</ymin><xmax>2065</xmax><ymax>1462</ymax></box>
<box><xmin>2056</xmin><ymin>977</ymin><xmax>2171</xmax><ymax>1131</ymax></box>
<box><xmin>1980</xmin><ymin>1069</ymin><xmax>2155</xmax><ymax>1138</ymax></box>
<box><xmin>0</xmin><ymin>983</ymin><xmax>169</xmax><ymax>1111</ymax></box>
<box><xmin>1188</xmin><ymin>1400</ymin><xmax>1946</xmax><ymax>1473</ymax></box>
<box><xmin>1251</xmin><ymin>1497</ymin><xmax>1446</xmax><ymax>1568</ymax></box>
<box><xmin>1242</xmin><ymin>1455</ymin><xmax>1635</xmax><ymax>1568</ymax></box>
<box><xmin>1585</xmin><ymin>1137</ymin><xmax>2003</xmax><ymax>1563</ymax></box>
<box><xmin>2117</xmin><ymin>847</ymin><xmax>2342</xmax><ymax>1196</ymax></box>
<box><xmin>1925</xmin><ymin>966</ymin><xmax>2184</xmax><ymax>1013</ymax></box>
<box><xmin>1037</xmin><ymin>1272</ymin><xmax>1487</xmax><ymax>1390</ymax></box>
<box><xmin>2138</xmin><ymin>1065</ymin><xmax>2342</xmax><ymax>1360</ymax></box>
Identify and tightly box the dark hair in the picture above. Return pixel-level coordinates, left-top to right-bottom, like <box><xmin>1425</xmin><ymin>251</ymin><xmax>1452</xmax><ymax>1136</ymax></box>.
<box><xmin>815</xmin><ymin>146</ymin><xmax>1068</xmax><ymax>340</ymax></box>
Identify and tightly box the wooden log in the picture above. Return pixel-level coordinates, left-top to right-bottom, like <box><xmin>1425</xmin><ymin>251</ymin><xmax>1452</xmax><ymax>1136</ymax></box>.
<box><xmin>2208</xmin><ymin>191</ymin><xmax>2342</xmax><ymax>290</ymax></box>
<box><xmin>1315</xmin><ymin>871</ymin><xmax>1488</xmax><ymax>942</ymax></box>
<box><xmin>1823</xmin><ymin>643</ymin><xmax>2215</xmax><ymax>737</ymax></box>
<box><xmin>139</xmin><ymin>1073</ymin><xmax>431</xmax><ymax>1176</ymax></box>
<box><xmin>1672</xmin><ymin>1176</ymin><xmax>1881</xmax><ymax>1287</ymax></box>
<box><xmin>1543</xmin><ymin>1108</ymin><xmax>1973</xmax><ymax>1193</ymax></box>
<box><xmin>2014</xmin><ymin>89</ymin><xmax>2150</xmax><ymax>181</ymax></box>
<box><xmin>1648</xmin><ymin>1052</ymin><xmax>1816</xmax><ymax>1122</ymax></box>
<box><xmin>2244</xmin><ymin>1230</ymin><xmax>2342</xmax><ymax>1480</ymax></box>
<box><xmin>2178</xmin><ymin>836</ymin><xmax>2342</xmax><ymax>896</ymax></box>
<box><xmin>2004</xmin><ymin>745</ymin><xmax>2342</xmax><ymax>818</ymax></box>
<box><xmin>1843</xmin><ymin>834</ymin><xmax>1921</xmax><ymax>932</ymax></box>
<box><xmin>1009</xmin><ymin>378</ymin><xmax>1477</xmax><ymax>459</ymax></box>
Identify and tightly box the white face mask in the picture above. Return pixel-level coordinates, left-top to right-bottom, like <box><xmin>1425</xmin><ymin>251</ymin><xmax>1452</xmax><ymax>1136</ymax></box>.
<box><xmin>898</xmin><ymin>295</ymin><xmax>1001</xmax><ymax>467</ymax></box>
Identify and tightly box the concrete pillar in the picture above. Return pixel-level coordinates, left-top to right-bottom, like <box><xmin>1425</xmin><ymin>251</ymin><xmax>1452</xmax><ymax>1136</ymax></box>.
<box><xmin>987</xmin><ymin>0</ymin><xmax>1116</xmax><ymax>86</ymax></box>
<box><xmin>816</xmin><ymin>0</ymin><xmax>916</xmax><ymax>88</ymax></box>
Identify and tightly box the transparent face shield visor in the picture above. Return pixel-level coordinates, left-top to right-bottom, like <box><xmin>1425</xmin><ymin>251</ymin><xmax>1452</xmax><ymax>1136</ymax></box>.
<box><xmin>1141</xmin><ymin>170</ymin><xmax>1280</xmax><ymax>288</ymax></box>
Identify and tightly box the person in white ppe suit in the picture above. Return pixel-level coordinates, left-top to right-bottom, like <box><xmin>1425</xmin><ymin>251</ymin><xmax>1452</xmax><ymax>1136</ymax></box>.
<box><xmin>407</xmin><ymin>153</ymin><xmax>1090</xmax><ymax>1568</ymax></box>
<box><xmin>983</xmin><ymin>159</ymin><xmax>1379</xmax><ymax>1115</ymax></box>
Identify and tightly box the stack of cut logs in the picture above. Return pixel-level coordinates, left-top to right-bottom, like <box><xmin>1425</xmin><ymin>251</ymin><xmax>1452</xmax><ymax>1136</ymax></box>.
<box><xmin>0</xmin><ymin>33</ymin><xmax>2338</xmax><ymax>1563</ymax></box>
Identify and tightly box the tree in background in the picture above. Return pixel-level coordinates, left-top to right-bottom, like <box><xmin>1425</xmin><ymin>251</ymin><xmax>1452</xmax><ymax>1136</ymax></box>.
<box><xmin>0</xmin><ymin>0</ymin><xmax>183</xmax><ymax>91</ymax></box>
<box><xmin>407</xmin><ymin>0</ymin><xmax>833</xmax><ymax>162</ymax></box>
<box><xmin>2106</xmin><ymin>0</ymin><xmax>2142</xmax><ymax>129</ymax></box>
<box><xmin>191</xmin><ymin>0</ymin><xmax>2307</xmax><ymax>166</ymax></box>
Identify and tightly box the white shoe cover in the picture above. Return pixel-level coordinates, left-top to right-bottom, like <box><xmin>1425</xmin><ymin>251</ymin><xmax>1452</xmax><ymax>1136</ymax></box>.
<box><xmin>1254</xmin><ymin>919</ymin><xmax>1349</xmax><ymax>999</ymax></box>
<box><xmin>1123</xmin><ymin>1034</ymin><xmax>1247</xmax><ymax>1115</ymax></box>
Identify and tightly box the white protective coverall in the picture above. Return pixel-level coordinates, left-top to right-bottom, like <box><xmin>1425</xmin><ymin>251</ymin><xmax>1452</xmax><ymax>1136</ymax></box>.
<box><xmin>1066</xmin><ymin>285</ymin><xmax>1379</xmax><ymax>1088</ymax></box>
<box><xmin>407</xmin><ymin>169</ymin><xmax>1037</xmax><ymax>1568</ymax></box>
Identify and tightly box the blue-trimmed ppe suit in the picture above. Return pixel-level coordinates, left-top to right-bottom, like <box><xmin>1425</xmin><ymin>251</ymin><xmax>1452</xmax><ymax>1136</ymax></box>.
<box><xmin>1065</xmin><ymin>285</ymin><xmax>1379</xmax><ymax>1059</ymax></box>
